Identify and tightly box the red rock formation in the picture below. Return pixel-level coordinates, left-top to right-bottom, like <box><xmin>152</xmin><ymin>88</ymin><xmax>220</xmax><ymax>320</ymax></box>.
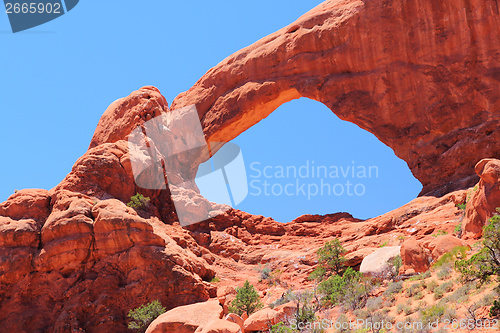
<box><xmin>463</xmin><ymin>158</ymin><xmax>500</xmax><ymax>239</ymax></box>
<box><xmin>172</xmin><ymin>0</ymin><xmax>500</xmax><ymax>196</ymax></box>
<box><xmin>1</xmin><ymin>0</ymin><xmax>498</xmax><ymax>331</ymax></box>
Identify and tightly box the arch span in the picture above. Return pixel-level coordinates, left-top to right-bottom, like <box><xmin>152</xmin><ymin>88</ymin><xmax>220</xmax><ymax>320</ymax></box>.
<box><xmin>172</xmin><ymin>0</ymin><xmax>500</xmax><ymax>196</ymax></box>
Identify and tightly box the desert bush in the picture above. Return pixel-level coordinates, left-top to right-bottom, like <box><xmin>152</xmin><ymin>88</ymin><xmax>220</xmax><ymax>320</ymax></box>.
<box><xmin>270</xmin><ymin>289</ymin><xmax>294</xmax><ymax>308</ymax></box>
<box><xmin>456</xmin><ymin>211</ymin><xmax>500</xmax><ymax>284</ymax></box>
<box><xmin>127</xmin><ymin>193</ymin><xmax>150</xmax><ymax>210</ymax></box>
<box><xmin>362</xmin><ymin>311</ymin><xmax>394</xmax><ymax>333</ymax></box>
<box><xmin>447</xmin><ymin>283</ymin><xmax>472</xmax><ymax>304</ymax></box>
<box><xmin>433</xmin><ymin>246</ymin><xmax>468</xmax><ymax>268</ymax></box>
<box><xmin>383</xmin><ymin>281</ymin><xmax>403</xmax><ymax>297</ymax></box>
<box><xmin>442</xmin><ymin>307</ymin><xmax>457</xmax><ymax>321</ymax></box>
<box><xmin>414</xmin><ymin>291</ymin><xmax>424</xmax><ymax>300</ymax></box>
<box><xmin>409</xmin><ymin>271</ymin><xmax>431</xmax><ymax>281</ymax></box>
<box><xmin>229</xmin><ymin>280</ymin><xmax>263</xmax><ymax>316</ymax></box>
<box><xmin>405</xmin><ymin>283</ymin><xmax>420</xmax><ymax>298</ymax></box>
<box><xmin>397</xmin><ymin>303</ymin><xmax>412</xmax><ymax>315</ymax></box>
<box><xmin>420</xmin><ymin>305</ymin><xmax>445</xmax><ymax>326</ymax></box>
<box><xmin>426</xmin><ymin>280</ymin><xmax>438</xmax><ymax>293</ymax></box>
<box><xmin>366</xmin><ymin>297</ymin><xmax>383</xmax><ymax>312</ymax></box>
<box><xmin>293</xmin><ymin>290</ymin><xmax>317</xmax><ymax>329</ymax></box>
<box><xmin>270</xmin><ymin>322</ymin><xmax>296</xmax><ymax>333</ymax></box>
<box><xmin>257</xmin><ymin>264</ymin><xmax>272</xmax><ymax>281</ymax></box>
<box><xmin>478</xmin><ymin>291</ymin><xmax>498</xmax><ymax>307</ymax></box>
<box><xmin>128</xmin><ymin>300</ymin><xmax>166</xmax><ymax>333</ymax></box>
<box><xmin>319</xmin><ymin>267</ymin><xmax>372</xmax><ymax>310</ymax></box>
<box><xmin>309</xmin><ymin>239</ymin><xmax>346</xmax><ymax>281</ymax></box>
<box><xmin>387</xmin><ymin>255</ymin><xmax>403</xmax><ymax>278</ymax></box>
<box><xmin>353</xmin><ymin>308</ymin><xmax>370</xmax><ymax>320</ymax></box>
<box><xmin>210</xmin><ymin>276</ymin><xmax>220</xmax><ymax>283</ymax></box>
<box><xmin>436</xmin><ymin>265</ymin><xmax>452</xmax><ymax>280</ymax></box>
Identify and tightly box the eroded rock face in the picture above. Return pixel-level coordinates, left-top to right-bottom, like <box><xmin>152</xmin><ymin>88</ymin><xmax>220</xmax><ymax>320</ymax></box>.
<box><xmin>463</xmin><ymin>158</ymin><xmax>500</xmax><ymax>239</ymax></box>
<box><xmin>0</xmin><ymin>144</ymin><xmax>216</xmax><ymax>332</ymax></box>
<box><xmin>171</xmin><ymin>0</ymin><xmax>500</xmax><ymax>196</ymax></box>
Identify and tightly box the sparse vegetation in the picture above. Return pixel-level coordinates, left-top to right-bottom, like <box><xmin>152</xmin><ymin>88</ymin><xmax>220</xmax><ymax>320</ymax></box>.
<box><xmin>456</xmin><ymin>209</ymin><xmax>500</xmax><ymax>316</ymax></box>
<box><xmin>210</xmin><ymin>276</ymin><xmax>220</xmax><ymax>283</ymax></box>
<box><xmin>433</xmin><ymin>246</ymin><xmax>468</xmax><ymax>268</ymax></box>
<box><xmin>387</xmin><ymin>255</ymin><xmax>402</xmax><ymax>278</ymax></box>
<box><xmin>431</xmin><ymin>230</ymin><xmax>448</xmax><ymax>238</ymax></box>
<box><xmin>420</xmin><ymin>305</ymin><xmax>445</xmax><ymax>325</ymax></box>
<box><xmin>436</xmin><ymin>265</ymin><xmax>452</xmax><ymax>280</ymax></box>
<box><xmin>128</xmin><ymin>300</ymin><xmax>166</xmax><ymax>333</ymax></box>
<box><xmin>309</xmin><ymin>239</ymin><xmax>346</xmax><ymax>281</ymax></box>
<box><xmin>379</xmin><ymin>241</ymin><xmax>389</xmax><ymax>248</ymax></box>
<box><xmin>257</xmin><ymin>264</ymin><xmax>272</xmax><ymax>281</ymax></box>
<box><xmin>127</xmin><ymin>193</ymin><xmax>150</xmax><ymax>210</ymax></box>
<box><xmin>318</xmin><ymin>267</ymin><xmax>372</xmax><ymax>310</ymax></box>
<box><xmin>383</xmin><ymin>281</ymin><xmax>403</xmax><ymax>297</ymax></box>
<box><xmin>229</xmin><ymin>280</ymin><xmax>263</xmax><ymax>316</ymax></box>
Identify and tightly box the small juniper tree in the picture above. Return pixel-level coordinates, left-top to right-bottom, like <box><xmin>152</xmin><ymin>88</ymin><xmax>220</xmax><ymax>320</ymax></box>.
<box><xmin>128</xmin><ymin>300</ymin><xmax>166</xmax><ymax>333</ymax></box>
<box><xmin>229</xmin><ymin>280</ymin><xmax>263</xmax><ymax>316</ymax></box>
<box><xmin>309</xmin><ymin>239</ymin><xmax>346</xmax><ymax>281</ymax></box>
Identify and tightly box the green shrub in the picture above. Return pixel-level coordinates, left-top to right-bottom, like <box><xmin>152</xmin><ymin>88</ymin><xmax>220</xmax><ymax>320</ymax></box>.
<box><xmin>366</xmin><ymin>297</ymin><xmax>383</xmax><ymax>312</ymax></box>
<box><xmin>456</xmin><ymin>203</ymin><xmax>466</xmax><ymax>210</ymax></box>
<box><xmin>432</xmin><ymin>230</ymin><xmax>448</xmax><ymax>238</ymax></box>
<box><xmin>290</xmin><ymin>290</ymin><xmax>317</xmax><ymax>329</ymax></box>
<box><xmin>434</xmin><ymin>288</ymin><xmax>444</xmax><ymax>300</ymax></box>
<box><xmin>414</xmin><ymin>291</ymin><xmax>424</xmax><ymax>300</ymax></box>
<box><xmin>405</xmin><ymin>283</ymin><xmax>421</xmax><ymax>298</ymax></box>
<box><xmin>442</xmin><ymin>307</ymin><xmax>457</xmax><ymax>321</ymax></box>
<box><xmin>427</xmin><ymin>280</ymin><xmax>438</xmax><ymax>293</ymax></box>
<box><xmin>128</xmin><ymin>300</ymin><xmax>166</xmax><ymax>333</ymax></box>
<box><xmin>397</xmin><ymin>303</ymin><xmax>412</xmax><ymax>315</ymax></box>
<box><xmin>270</xmin><ymin>289</ymin><xmax>295</xmax><ymax>308</ymax></box>
<box><xmin>383</xmin><ymin>281</ymin><xmax>403</xmax><ymax>297</ymax></box>
<box><xmin>490</xmin><ymin>299</ymin><xmax>500</xmax><ymax>318</ymax></box>
<box><xmin>454</xmin><ymin>224</ymin><xmax>462</xmax><ymax>237</ymax></box>
<box><xmin>456</xmin><ymin>211</ymin><xmax>500</xmax><ymax>284</ymax></box>
<box><xmin>309</xmin><ymin>239</ymin><xmax>347</xmax><ymax>282</ymax></box>
<box><xmin>408</xmin><ymin>271</ymin><xmax>431</xmax><ymax>281</ymax></box>
<box><xmin>434</xmin><ymin>246</ymin><xmax>468</xmax><ymax>268</ymax></box>
<box><xmin>229</xmin><ymin>280</ymin><xmax>263</xmax><ymax>316</ymax></box>
<box><xmin>270</xmin><ymin>322</ymin><xmax>296</xmax><ymax>333</ymax></box>
<box><xmin>448</xmin><ymin>283</ymin><xmax>472</xmax><ymax>303</ymax></box>
<box><xmin>379</xmin><ymin>241</ymin><xmax>389</xmax><ymax>248</ymax></box>
<box><xmin>127</xmin><ymin>193</ymin><xmax>150</xmax><ymax>210</ymax></box>
<box><xmin>210</xmin><ymin>276</ymin><xmax>220</xmax><ymax>283</ymax></box>
<box><xmin>387</xmin><ymin>255</ymin><xmax>402</xmax><ymax>277</ymax></box>
<box><xmin>319</xmin><ymin>267</ymin><xmax>371</xmax><ymax>310</ymax></box>
<box><xmin>257</xmin><ymin>264</ymin><xmax>272</xmax><ymax>281</ymax></box>
<box><xmin>420</xmin><ymin>305</ymin><xmax>445</xmax><ymax>325</ymax></box>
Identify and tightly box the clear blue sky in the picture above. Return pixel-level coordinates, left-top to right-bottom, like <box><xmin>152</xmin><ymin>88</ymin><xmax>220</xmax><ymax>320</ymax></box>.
<box><xmin>0</xmin><ymin>1</ymin><xmax>422</xmax><ymax>221</ymax></box>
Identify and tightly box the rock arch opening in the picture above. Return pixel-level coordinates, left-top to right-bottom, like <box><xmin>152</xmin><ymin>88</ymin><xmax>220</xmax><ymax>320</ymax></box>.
<box><xmin>197</xmin><ymin>98</ymin><xmax>422</xmax><ymax>222</ymax></box>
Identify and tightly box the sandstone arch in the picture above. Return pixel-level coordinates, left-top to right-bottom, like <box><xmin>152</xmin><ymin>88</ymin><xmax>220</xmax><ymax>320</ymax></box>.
<box><xmin>171</xmin><ymin>0</ymin><xmax>500</xmax><ymax>196</ymax></box>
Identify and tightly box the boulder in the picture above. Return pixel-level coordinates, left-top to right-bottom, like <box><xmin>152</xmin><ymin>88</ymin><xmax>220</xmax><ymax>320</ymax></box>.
<box><xmin>196</xmin><ymin>319</ymin><xmax>241</xmax><ymax>333</ymax></box>
<box><xmin>359</xmin><ymin>246</ymin><xmax>401</xmax><ymax>276</ymax></box>
<box><xmin>427</xmin><ymin>235</ymin><xmax>470</xmax><ymax>260</ymax></box>
<box><xmin>243</xmin><ymin>308</ymin><xmax>279</xmax><ymax>332</ymax></box>
<box><xmin>146</xmin><ymin>300</ymin><xmax>223</xmax><ymax>333</ymax></box>
<box><xmin>400</xmin><ymin>239</ymin><xmax>430</xmax><ymax>273</ymax></box>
